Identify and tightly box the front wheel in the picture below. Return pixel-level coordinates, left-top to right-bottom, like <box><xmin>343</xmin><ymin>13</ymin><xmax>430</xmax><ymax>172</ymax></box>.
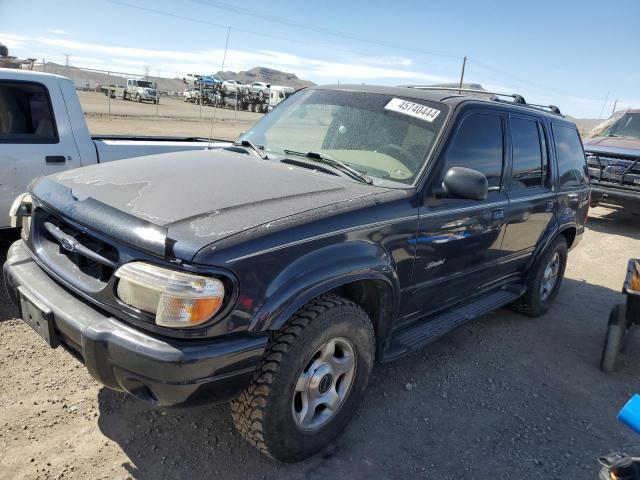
<box><xmin>601</xmin><ymin>304</ymin><xmax>628</xmax><ymax>373</ymax></box>
<box><xmin>231</xmin><ymin>294</ymin><xmax>375</xmax><ymax>462</ymax></box>
<box><xmin>509</xmin><ymin>235</ymin><xmax>568</xmax><ymax>317</ymax></box>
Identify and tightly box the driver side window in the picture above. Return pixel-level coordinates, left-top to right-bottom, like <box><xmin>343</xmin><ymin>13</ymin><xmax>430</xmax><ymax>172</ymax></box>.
<box><xmin>442</xmin><ymin>113</ymin><xmax>504</xmax><ymax>189</ymax></box>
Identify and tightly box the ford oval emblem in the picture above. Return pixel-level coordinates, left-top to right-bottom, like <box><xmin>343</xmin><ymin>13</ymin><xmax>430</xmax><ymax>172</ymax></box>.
<box><xmin>61</xmin><ymin>237</ymin><xmax>76</xmax><ymax>252</ymax></box>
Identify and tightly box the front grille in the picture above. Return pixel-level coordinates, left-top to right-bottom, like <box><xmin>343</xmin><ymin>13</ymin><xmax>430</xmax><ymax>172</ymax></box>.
<box><xmin>35</xmin><ymin>209</ymin><xmax>119</xmax><ymax>291</ymax></box>
<box><xmin>586</xmin><ymin>152</ymin><xmax>640</xmax><ymax>190</ymax></box>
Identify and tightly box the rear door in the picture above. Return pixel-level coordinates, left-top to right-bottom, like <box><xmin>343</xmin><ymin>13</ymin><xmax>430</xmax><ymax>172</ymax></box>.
<box><xmin>500</xmin><ymin>115</ymin><xmax>556</xmax><ymax>274</ymax></box>
<box><xmin>550</xmin><ymin>123</ymin><xmax>590</xmax><ymax>235</ymax></box>
<box><xmin>0</xmin><ymin>77</ymin><xmax>82</xmax><ymax>228</ymax></box>
<box><xmin>404</xmin><ymin>109</ymin><xmax>509</xmax><ymax>321</ymax></box>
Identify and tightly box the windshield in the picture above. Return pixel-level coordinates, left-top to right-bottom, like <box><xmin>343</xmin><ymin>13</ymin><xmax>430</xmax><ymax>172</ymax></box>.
<box><xmin>137</xmin><ymin>81</ymin><xmax>153</xmax><ymax>88</ymax></box>
<box><xmin>602</xmin><ymin>112</ymin><xmax>640</xmax><ymax>139</ymax></box>
<box><xmin>239</xmin><ymin>89</ymin><xmax>447</xmax><ymax>185</ymax></box>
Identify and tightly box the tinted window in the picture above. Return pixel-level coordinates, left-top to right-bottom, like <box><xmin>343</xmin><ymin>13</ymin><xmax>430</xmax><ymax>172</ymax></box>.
<box><xmin>552</xmin><ymin>124</ymin><xmax>588</xmax><ymax>189</ymax></box>
<box><xmin>0</xmin><ymin>81</ymin><xmax>57</xmax><ymax>144</ymax></box>
<box><xmin>511</xmin><ymin>117</ymin><xmax>544</xmax><ymax>190</ymax></box>
<box><xmin>443</xmin><ymin>113</ymin><xmax>503</xmax><ymax>188</ymax></box>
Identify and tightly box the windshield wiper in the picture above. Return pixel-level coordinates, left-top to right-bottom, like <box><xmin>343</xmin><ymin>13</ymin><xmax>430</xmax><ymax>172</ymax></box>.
<box><xmin>283</xmin><ymin>149</ymin><xmax>372</xmax><ymax>184</ymax></box>
<box><xmin>234</xmin><ymin>140</ymin><xmax>268</xmax><ymax>160</ymax></box>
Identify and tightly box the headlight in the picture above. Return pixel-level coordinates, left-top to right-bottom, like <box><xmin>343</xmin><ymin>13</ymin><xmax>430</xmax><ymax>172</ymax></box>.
<box><xmin>9</xmin><ymin>193</ymin><xmax>32</xmax><ymax>241</ymax></box>
<box><xmin>114</xmin><ymin>262</ymin><xmax>225</xmax><ymax>328</ymax></box>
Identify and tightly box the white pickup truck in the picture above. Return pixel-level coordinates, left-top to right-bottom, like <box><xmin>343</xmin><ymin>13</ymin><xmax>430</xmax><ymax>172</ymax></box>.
<box><xmin>0</xmin><ymin>69</ymin><xmax>229</xmax><ymax>229</ymax></box>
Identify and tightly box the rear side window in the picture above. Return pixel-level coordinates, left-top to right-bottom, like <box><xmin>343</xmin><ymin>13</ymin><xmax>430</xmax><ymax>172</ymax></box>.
<box><xmin>442</xmin><ymin>113</ymin><xmax>503</xmax><ymax>189</ymax></box>
<box><xmin>552</xmin><ymin>124</ymin><xmax>588</xmax><ymax>189</ymax></box>
<box><xmin>0</xmin><ymin>81</ymin><xmax>58</xmax><ymax>144</ymax></box>
<box><xmin>510</xmin><ymin>117</ymin><xmax>545</xmax><ymax>190</ymax></box>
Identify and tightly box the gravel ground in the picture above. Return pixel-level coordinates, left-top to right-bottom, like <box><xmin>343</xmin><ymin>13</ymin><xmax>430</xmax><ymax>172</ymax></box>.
<box><xmin>1</xmin><ymin>206</ymin><xmax>639</xmax><ymax>480</ymax></box>
<box><xmin>80</xmin><ymin>91</ymin><xmax>259</xmax><ymax>140</ymax></box>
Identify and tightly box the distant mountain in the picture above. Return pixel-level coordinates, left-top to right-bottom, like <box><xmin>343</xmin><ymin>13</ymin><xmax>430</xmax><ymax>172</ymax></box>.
<box><xmin>33</xmin><ymin>63</ymin><xmax>314</xmax><ymax>92</ymax></box>
<box><xmin>214</xmin><ymin>67</ymin><xmax>315</xmax><ymax>89</ymax></box>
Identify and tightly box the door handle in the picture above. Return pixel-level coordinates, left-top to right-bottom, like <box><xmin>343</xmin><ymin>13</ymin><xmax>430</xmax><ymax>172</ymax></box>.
<box><xmin>492</xmin><ymin>209</ymin><xmax>504</xmax><ymax>220</ymax></box>
<box><xmin>545</xmin><ymin>200</ymin><xmax>554</xmax><ymax>212</ymax></box>
<box><xmin>45</xmin><ymin>155</ymin><xmax>66</xmax><ymax>163</ymax></box>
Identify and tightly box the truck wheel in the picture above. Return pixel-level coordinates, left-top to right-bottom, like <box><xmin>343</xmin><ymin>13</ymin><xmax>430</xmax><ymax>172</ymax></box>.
<box><xmin>601</xmin><ymin>304</ymin><xmax>628</xmax><ymax>373</ymax></box>
<box><xmin>137</xmin><ymin>94</ymin><xmax>142</xmax><ymax>103</ymax></box>
<box><xmin>509</xmin><ymin>235</ymin><xmax>567</xmax><ymax>317</ymax></box>
<box><xmin>231</xmin><ymin>294</ymin><xmax>375</xmax><ymax>462</ymax></box>
<box><xmin>122</xmin><ymin>92</ymin><xmax>127</xmax><ymax>100</ymax></box>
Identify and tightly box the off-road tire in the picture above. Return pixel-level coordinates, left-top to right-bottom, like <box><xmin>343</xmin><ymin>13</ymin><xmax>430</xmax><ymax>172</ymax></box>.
<box><xmin>509</xmin><ymin>235</ymin><xmax>568</xmax><ymax>317</ymax></box>
<box><xmin>230</xmin><ymin>293</ymin><xmax>375</xmax><ymax>462</ymax></box>
<box><xmin>600</xmin><ymin>304</ymin><xmax>628</xmax><ymax>373</ymax></box>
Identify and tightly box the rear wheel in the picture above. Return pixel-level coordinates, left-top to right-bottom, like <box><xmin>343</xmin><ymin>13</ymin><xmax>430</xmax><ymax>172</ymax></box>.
<box><xmin>601</xmin><ymin>304</ymin><xmax>628</xmax><ymax>373</ymax></box>
<box><xmin>231</xmin><ymin>294</ymin><xmax>375</xmax><ymax>462</ymax></box>
<box><xmin>510</xmin><ymin>235</ymin><xmax>567</xmax><ymax>317</ymax></box>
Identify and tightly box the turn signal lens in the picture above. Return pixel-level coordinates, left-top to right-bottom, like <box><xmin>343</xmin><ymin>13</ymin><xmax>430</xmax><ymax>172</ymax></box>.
<box><xmin>114</xmin><ymin>262</ymin><xmax>225</xmax><ymax>328</ymax></box>
<box><xmin>631</xmin><ymin>261</ymin><xmax>640</xmax><ymax>292</ymax></box>
<box><xmin>9</xmin><ymin>193</ymin><xmax>32</xmax><ymax>241</ymax></box>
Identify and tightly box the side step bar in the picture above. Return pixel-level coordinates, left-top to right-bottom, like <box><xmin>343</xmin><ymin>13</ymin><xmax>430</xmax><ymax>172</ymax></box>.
<box><xmin>384</xmin><ymin>286</ymin><xmax>525</xmax><ymax>362</ymax></box>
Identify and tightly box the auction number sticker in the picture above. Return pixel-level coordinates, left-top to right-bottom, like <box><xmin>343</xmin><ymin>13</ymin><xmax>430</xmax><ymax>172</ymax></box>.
<box><xmin>384</xmin><ymin>98</ymin><xmax>440</xmax><ymax>123</ymax></box>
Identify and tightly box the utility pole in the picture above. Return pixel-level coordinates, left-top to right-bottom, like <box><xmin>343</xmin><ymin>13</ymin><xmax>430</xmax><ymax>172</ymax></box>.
<box><xmin>64</xmin><ymin>53</ymin><xmax>70</xmax><ymax>76</ymax></box>
<box><xmin>458</xmin><ymin>56</ymin><xmax>467</xmax><ymax>93</ymax></box>
<box><xmin>143</xmin><ymin>65</ymin><xmax>150</xmax><ymax>78</ymax></box>
<box><xmin>598</xmin><ymin>91</ymin><xmax>610</xmax><ymax>119</ymax></box>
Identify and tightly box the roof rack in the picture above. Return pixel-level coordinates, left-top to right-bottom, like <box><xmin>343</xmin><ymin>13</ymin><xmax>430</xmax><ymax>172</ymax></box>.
<box><xmin>399</xmin><ymin>85</ymin><xmax>563</xmax><ymax>116</ymax></box>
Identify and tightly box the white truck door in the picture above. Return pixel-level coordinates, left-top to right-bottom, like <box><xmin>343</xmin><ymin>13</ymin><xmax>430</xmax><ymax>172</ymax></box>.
<box><xmin>0</xmin><ymin>76</ymin><xmax>82</xmax><ymax>228</ymax></box>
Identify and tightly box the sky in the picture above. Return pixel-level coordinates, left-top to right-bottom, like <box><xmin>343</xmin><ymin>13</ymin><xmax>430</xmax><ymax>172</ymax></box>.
<box><xmin>1</xmin><ymin>0</ymin><xmax>639</xmax><ymax>118</ymax></box>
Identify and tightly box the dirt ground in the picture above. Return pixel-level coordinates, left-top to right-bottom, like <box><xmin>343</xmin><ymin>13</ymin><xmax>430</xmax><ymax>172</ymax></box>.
<box><xmin>0</xmin><ymin>206</ymin><xmax>639</xmax><ymax>479</ymax></box>
<box><xmin>80</xmin><ymin>91</ymin><xmax>261</xmax><ymax>139</ymax></box>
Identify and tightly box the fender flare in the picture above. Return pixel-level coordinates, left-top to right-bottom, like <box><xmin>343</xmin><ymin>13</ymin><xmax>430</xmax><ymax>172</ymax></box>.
<box><xmin>248</xmin><ymin>241</ymin><xmax>401</xmax><ymax>336</ymax></box>
<box><xmin>528</xmin><ymin>220</ymin><xmax>576</xmax><ymax>270</ymax></box>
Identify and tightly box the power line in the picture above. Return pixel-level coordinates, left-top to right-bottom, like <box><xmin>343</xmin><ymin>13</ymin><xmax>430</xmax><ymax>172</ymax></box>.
<box><xmin>104</xmin><ymin>0</ymin><xmax>600</xmax><ymax>109</ymax></box>
<box><xmin>188</xmin><ymin>0</ymin><xmax>462</xmax><ymax>59</ymax></box>
<box><xmin>105</xmin><ymin>0</ymin><xmax>454</xmax><ymax>70</ymax></box>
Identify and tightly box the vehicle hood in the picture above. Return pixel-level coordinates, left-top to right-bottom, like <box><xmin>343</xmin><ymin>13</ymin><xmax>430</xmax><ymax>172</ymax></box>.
<box><xmin>583</xmin><ymin>136</ymin><xmax>640</xmax><ymax>156</ymax></box>
<box><xmin>36</xmin><ymin>149</ymin><xmax>387</xmax><ymax>260</ymax></box>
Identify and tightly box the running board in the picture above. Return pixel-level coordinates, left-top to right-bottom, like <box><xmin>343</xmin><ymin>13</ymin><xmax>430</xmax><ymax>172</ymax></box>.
<box><xmin>384</xmin><ymin>286</ymin><xmax>525</xmax><ymax>362</ymax></box>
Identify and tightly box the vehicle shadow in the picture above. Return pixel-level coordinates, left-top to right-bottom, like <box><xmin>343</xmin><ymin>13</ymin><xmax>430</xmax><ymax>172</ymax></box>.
<box><xmin>0</xmin><ymin>229</ymin><xmax>20</xmax><ymax>321</ymax></box>
<box><xmin>588</xmin><ymin>207</ymin><xmax>640</xmax><ymax>240</ymax></box>
<box><xmin>95</xmin><ymin>276</ymin><xmax>638</xmax><ymax>480</ymax></box>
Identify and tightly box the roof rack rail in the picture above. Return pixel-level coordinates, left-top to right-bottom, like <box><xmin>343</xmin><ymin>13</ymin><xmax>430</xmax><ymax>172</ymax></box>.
<box><xmin>399</xmin><ymin>85</ymin><xmax>563</xmax><ymax>116</ymax></box>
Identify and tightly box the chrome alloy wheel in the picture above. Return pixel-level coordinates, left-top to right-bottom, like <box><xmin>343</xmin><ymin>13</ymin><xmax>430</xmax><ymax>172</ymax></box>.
<box><xmin>292</xmin><ymin>337</ymin><xmax>356</xmax><ymax>431</ymax></box>
<box><xmin>540</xmin><ymin>252</ymin><xmax>561</xmax><ymax>301</ymax></box>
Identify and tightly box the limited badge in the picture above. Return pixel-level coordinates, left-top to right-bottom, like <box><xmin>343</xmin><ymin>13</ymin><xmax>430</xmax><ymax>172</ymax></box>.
<box><xmin>384</xmin><ymin>98</ymin><xmax>441</xmax><ymax>122</ymax></box>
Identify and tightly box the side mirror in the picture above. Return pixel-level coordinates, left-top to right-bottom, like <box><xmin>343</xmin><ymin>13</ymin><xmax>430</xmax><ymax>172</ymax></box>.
<box><xmin>442</xmin><ymin>167</ymin><xmax>489</xmax><ymax>201</ymax></box>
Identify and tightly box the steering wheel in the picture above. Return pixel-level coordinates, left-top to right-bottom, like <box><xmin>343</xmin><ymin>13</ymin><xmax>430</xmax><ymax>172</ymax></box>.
<box><xmin>375</xmin><ymin>143</ymin><xmax>419</xmax><ymax>171</ymax></box>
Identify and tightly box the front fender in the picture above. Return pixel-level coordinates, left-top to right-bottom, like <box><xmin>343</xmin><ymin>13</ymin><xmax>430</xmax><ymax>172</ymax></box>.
<box><xmin>248</xmin><ymin>240</ymin><xmax>400</xmax><ymax>332</ymax></box>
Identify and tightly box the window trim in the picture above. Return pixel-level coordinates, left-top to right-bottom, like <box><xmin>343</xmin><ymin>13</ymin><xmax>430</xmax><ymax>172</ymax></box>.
<box><xmin>440</xmin><ymin>109</ymin><xmax>506</xmax><ymax>190</ymax></box>
<box><xmin>0</xmin><ymin>79</ymin><xmax>60</xmax><ymax>145</ymax></box>
<box><xmin>424</xmin><ymin>108</ymin><xmax>507</xmax><ymax>208</ymax></box>
<box><xmin>507</xmin><ymin>114</ymin><xmax>549</xmax><ymax>193</ymax></box>
<box><xmin>550</xmin><ymin>122</ymin><xmax>589</xmax><ymax>191</ymax></box>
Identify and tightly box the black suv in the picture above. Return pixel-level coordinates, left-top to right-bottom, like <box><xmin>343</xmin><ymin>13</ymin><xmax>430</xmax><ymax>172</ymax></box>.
<box><xmin>3</xmin><ymin>85</ymin><xmax>590</xmax><ymax>462</ymax></box>
<box><xmin>583</xmin><ymin>110</ymin><xmax>640</xmax><ymax>214</ymax></box>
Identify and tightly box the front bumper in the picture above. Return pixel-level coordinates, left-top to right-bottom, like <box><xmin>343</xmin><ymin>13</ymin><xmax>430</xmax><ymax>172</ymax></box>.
<box><xmin>3</xmin><ymin>240</ymin><xmax>267</xmax><ymax>407</ymax></box>
<box><xmin>590</xmin><ymin>184</ymin><xmax>640</xmax><ymax>211</ymax></box>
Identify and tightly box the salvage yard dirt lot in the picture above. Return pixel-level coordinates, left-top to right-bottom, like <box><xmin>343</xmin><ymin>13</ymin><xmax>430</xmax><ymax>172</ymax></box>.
<box><xmin>79</xmin><ymin>91</ymin><xmax>261</xmax><ymax>139</ymax></box>
<box><xmin>1</xmin><ymin>207</ymin><xmax>639</xmax><ymax>479</ymax></box>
